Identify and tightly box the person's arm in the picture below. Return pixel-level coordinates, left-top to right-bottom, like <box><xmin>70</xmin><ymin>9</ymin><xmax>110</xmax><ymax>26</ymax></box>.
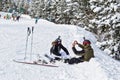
<box><xmin>60</xmin><ymin>44</ymin><xmax>69</xmax><ymax>55</ymax></box>
<box><xmin>72</xmin><ymin>47</ymin><xmax>80</xmax><ymax>55</ymax></box>
<box><xmin>78</xmin><ymin>43</ymin><xmax>84</xmax><ymax>49</ymax></box>
<box><xmin>74</xmin><ymin>40</ymin><xmax>84</xmax><ymax>49</ymax></box>
<box><xmin>50</xmin><ymin>47</ymin><xmax>53</xmax><ymax>55</ymax></box>
<box><xmin>72</xmin><ymin>47</ymin><xmax>84</xmax><ymax>56</ymax></box>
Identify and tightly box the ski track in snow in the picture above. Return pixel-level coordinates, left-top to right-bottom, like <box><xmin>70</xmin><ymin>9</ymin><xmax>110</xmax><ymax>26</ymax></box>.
<box><xmin>0</xmin><ymin>13</ymin><xmax>120</xmax><ymax>80</ymax></box>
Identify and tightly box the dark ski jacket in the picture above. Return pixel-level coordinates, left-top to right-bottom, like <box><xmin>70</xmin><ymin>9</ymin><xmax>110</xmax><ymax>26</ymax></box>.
<box><xmin>50</xmin><ymin>43</ymin><xmax>69</xmax><ymax>56</ymax></box>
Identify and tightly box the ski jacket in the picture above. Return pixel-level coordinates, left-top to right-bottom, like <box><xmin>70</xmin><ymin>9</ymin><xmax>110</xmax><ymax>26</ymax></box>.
<box><xmin>72</xmin><ymin>43</ymin><xmax>94</xmax><ymax>61</ymax></box>
<box><xmin>50</xmin><ymin>43</ymin><xmax>69</xmax><ymax>56</ymax></box>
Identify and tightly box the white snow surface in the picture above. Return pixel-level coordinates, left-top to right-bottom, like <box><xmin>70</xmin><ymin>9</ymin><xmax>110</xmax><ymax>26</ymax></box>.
<box><xmin>0</xmin><ymin>12</ymin><xmax>120</xmax><ymax>80</ymax></box>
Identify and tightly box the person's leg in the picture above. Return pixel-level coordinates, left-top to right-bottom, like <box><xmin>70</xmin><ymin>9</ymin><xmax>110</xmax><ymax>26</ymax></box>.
<box><xmin>60</xmin><ymin>52</ymin><xmax>70</xmax><ymax>59</ymax></box>
<box><xmin>68</xmin><ymin>47</ymin><xmax>85</xmax><ymax>64</ymax></box>
<box><xmin>59</xmin><ymin>52</ymin><xmax>70</xmax><ymax>63</ymax></box>
<box><xmin>68</xmin><ymin>57</ymin><xmax>84</xmax><ymax>64</ymax></box>
<box><xmin>51</xmin><ymin>52</ymin><xmax>62</xmax><ymax>61</ymax></box>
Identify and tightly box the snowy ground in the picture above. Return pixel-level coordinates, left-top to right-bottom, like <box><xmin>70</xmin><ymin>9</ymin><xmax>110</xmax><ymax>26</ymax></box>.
<box><xmin>0</xmin><ymin>12</ymin><xmax>120</xmax><ymax>80</ymax></box>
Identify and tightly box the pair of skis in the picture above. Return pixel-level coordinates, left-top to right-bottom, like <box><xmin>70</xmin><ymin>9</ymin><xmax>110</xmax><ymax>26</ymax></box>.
<box><xmin>13</xmin><ymin>59</ymin><xmax>58</xmax><ymax>67</ymax></box>
<box><xmin>13</xmin><ymin>27</ymin><xmax>58</xmax><ymax>67</ymax></box>
<box><xmin>13</xmin><ymin>54</ymin><xmax>59</xmax><ymax>67</ymax></box>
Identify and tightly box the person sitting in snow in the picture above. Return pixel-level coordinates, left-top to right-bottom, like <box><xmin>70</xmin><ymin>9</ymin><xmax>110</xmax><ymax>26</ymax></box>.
<box><xmin>68</xmin><ymin>38</ymin><xmax>94</xmax><ymax>64</ymax></box>
<box><xmin>49</xmin><ymin>36</ymin><xmax>70</xmax><ymax>62</ymax></box>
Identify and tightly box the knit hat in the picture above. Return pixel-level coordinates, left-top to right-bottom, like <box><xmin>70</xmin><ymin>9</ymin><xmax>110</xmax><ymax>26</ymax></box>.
<box><xmin>55</xmin><ymin>37</ymin><xmax>62</xmax><ymax>44</ymax></box>
<box><xmin>52</xmin><ymin>36</ymin><xmax>62</xmax><ymax>45</ymax></box>
<box><xmin>83</xmin><ymin>40</ymin><xmax>91</xmax><ymax>45</ymax></box>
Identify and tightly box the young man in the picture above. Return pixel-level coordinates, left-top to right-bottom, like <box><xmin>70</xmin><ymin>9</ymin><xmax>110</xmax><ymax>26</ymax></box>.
<box><xmin>69</xmin><ymin>40</ymin><xmax>94</xmax><ymax>64</ymax></box>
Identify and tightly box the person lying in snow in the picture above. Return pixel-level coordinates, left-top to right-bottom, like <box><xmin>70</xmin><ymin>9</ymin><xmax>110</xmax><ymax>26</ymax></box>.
<box><xmin>49</xmin><ymin>36</ymin><xmax>70</xmax><ymax>63</ymax></box>
<box><xmin>68</xmin><ymin>39</ymin><xmax>94</xmax><ymax>64</ymax></box>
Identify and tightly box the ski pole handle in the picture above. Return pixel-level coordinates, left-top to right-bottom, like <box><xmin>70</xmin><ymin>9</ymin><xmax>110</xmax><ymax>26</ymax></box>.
<box><xmin>27</xmin><ymin>27</ymin><xmax>31</xmax><ymax>36</ymax></box>
<box><xmin>32</xmin><ymin>26</ymin><xmax>34</xmax><ymax>33</ymax></box>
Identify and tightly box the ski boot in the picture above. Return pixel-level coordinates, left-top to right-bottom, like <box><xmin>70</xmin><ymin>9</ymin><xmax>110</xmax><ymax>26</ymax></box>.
<box><xmin>50</xmin><ymin>58</ymin><xmax>55</xmax><ymax>63</ymax></box>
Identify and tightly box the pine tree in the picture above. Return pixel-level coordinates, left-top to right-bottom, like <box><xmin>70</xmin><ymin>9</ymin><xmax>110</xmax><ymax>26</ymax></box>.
<box><xmin>30</xmin><ymin>0</ymin><xmax>90</xmax><ymax>25</ymax></box>
<box><xmin>0</xmin><ymin>0</ymin><xmax>2</xmax><ymax>11</ymax></box>
<box><xmin>30</xmin><ymin>0</ymin><xmax>46</xmax><ymax>18</ymax></box>
<box><xmin>88</xmin><ymin>0</ymin><xmax>120</xmax><ymax>60</ymax></box>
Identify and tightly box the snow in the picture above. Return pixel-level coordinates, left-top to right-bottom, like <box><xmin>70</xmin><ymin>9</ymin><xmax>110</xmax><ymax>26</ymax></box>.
<box><xmin>90</xmin><ymin>0</ymin><xmax>104</xmax><ymax>3</ymax></box>
<box><xmin>93</xmin><ymin>7</ymin><xmax>102</xmax><ymax>13</ymax></box>
<box><xmin>21</xmin><ymin>14</ymin><xmax>32</xmax><ymax>19</ymax></box>
<box><xmin>0</xmin><ymin>12</ymin><xmax>120</xmax><ymax>80</ymax></box>
<box><xmin>104</xmin><ymin>49</ymin><xmax>111</xmax><ymax>55</ymax></box>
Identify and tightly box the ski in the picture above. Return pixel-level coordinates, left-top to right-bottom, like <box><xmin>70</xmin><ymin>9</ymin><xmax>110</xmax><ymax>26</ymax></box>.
<box><xmin>13</xmin><ymin>59</ymin><xmax>58</xmax><ymax>67</ymax></box>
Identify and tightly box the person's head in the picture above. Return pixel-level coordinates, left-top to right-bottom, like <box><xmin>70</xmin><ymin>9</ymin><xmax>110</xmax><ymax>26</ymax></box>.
<box><xmin>55</xmin><ymin>38</ymin><xmax>62</xmax><ymax>45</ymax></box>
<box><xmin>52</xmin><ymin>36</ymin><xmax>62</xmax><ymax>45</ymax></box>
<box><xmin>83</xmin><ymin>40</ymin><xmax>91</xmax><ymax>46</ymax></box>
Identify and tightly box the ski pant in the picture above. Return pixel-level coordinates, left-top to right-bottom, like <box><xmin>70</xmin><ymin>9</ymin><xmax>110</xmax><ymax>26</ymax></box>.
<box><xmin>67</xmin><ymin>47</ymin><xmax>84</xmax><ymax>64</ymax></box>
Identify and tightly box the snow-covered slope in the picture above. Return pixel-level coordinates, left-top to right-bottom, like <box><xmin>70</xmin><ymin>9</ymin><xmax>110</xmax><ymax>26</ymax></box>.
<box><xmin>0</xmin><ymin>12</ymin><xmax>120</xmax><ymax>80</ymax></box>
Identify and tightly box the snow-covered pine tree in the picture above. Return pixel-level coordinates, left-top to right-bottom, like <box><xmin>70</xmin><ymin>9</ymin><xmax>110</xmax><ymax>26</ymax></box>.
<box><xmin>30</xmin><ymin>0</ymin><xmax>46</xmax><ymax>18</ymax></box>
<box><xmin>53</xmin><ymin>0</ymin><xmax>92</xmax><ymax>25</ymax></box>
<box><xmin>15</xmin><ymin>0</ymin><xmax>29</xmax><ymax>14</ymax></box>
<box><xmin>45</xmin><ymin>0</ymin><xmax>56</xmax><ymax>21</ymax></box>
<box><xmin>88</xmin><ymin>0</ymin><xmax>120</xmax><ymax>60</ymax></box>
<box><xmin>30</xmin><ymin>0</ymin><xmax>89</xmax><ymax>24</ymax></box>
<box><xmin>1</xmin><ymin>0</ymin><xmax>11</xmax><ymax>12</ymax></box>
<box><xmin>0</xmin><ymin>0</ymin><xmax>30</xmax><ymax>14</ymax></box>
<box><xmin>0</xmin><ymin>0</ymin><xmax>2</xmax><ymax>11</ymax></box>
<box><xmin>69</xmin><ymin>0</ymin><xmax>93</xmax><ymax>25</ymax></box>
<box><xmin>54</xmin><ymin>0</ymin><xmax>68</xmax><ymax>24</ymax></box>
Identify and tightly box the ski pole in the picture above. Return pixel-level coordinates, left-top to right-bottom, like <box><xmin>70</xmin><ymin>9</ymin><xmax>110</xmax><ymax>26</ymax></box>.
<box><xmin>30</xmin><ymin>26</ymin><xmax>34</xmax><ymax>61</ymax></box>
<box><xmin>24</xmin><ymin>27</ymin><xmax>31</xmax><ymax>60</ymax></box>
